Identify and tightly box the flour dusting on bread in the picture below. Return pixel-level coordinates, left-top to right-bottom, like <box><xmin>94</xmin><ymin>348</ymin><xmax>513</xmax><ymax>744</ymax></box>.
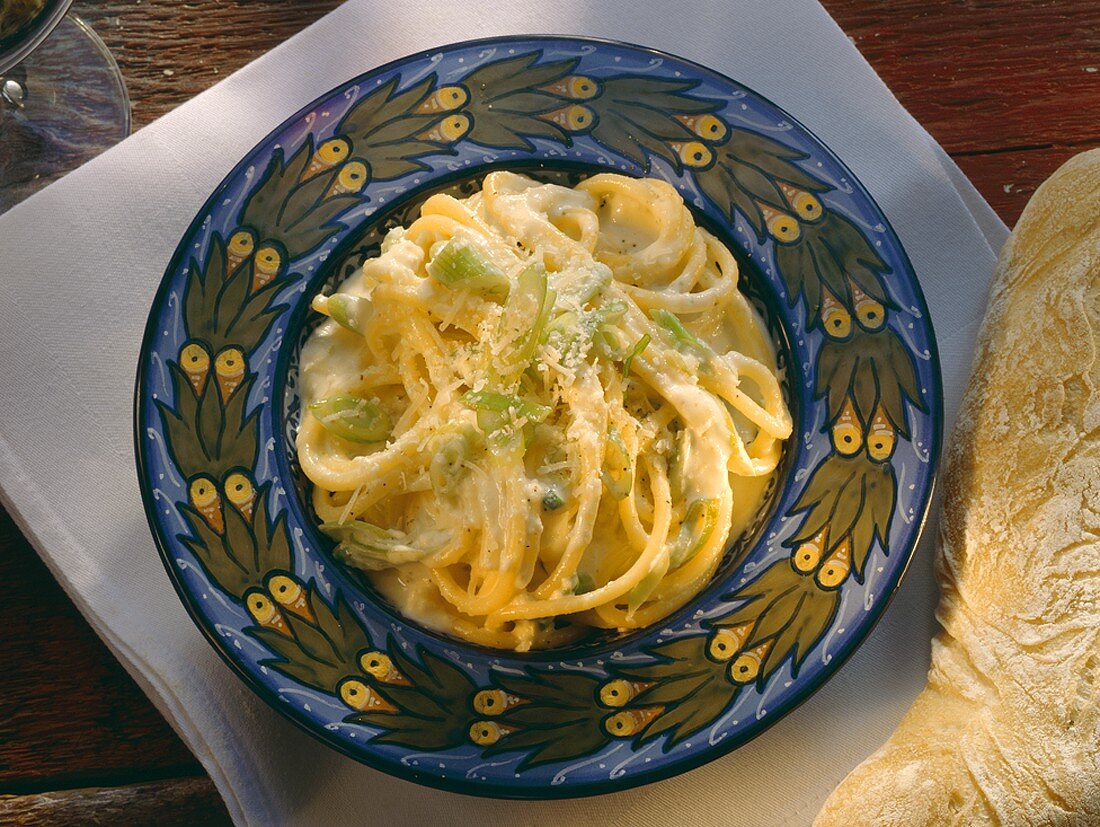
<box><xmin>815</xmin><ymin>149</ymin><xmax>1100</xmax><ymax>825</ymax></box>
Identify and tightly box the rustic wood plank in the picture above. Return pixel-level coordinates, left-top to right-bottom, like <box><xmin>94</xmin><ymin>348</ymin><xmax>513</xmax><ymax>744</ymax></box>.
<box><xmin>67</xmin><ymin>0</ymin><xmax>1100</xmax><ymax>222</ymax></box>
<box><xmin>823</xmin><ymin>0</ymin><xmax>1100</xmax><ymax>154</ymax></box>
<box><xmin>0</xmin><ymin>506</ymin><xmax>200</xmax><ymax>790</ymax></box>
<box><xmin>71</xmin><ymin>0</ymin><xmax>1100</xmax><ymax>155</ymax></box>
<box><xmin>953</xmin><ymin>144</ymin><xmax>1088</xmax><ymax>226</ymax></box>
<box><xmin>74</xmin><ymin>0</ymin><xmax>342</xmax><ymax>128</ymax></box>
<box><xmin>0</xmin><ymin>777</ymin><xmax>229</xmax><ymax>826</ymax></box>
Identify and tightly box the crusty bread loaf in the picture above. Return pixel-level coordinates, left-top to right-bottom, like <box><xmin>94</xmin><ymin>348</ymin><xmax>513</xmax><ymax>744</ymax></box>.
<box><xmin>815</xmin><ymin>149</ymin><xmax>1100</xmax><ymax>825</ymax></box>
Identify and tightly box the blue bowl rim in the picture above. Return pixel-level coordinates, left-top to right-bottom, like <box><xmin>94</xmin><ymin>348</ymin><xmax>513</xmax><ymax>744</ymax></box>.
<box><xmin>133</xmin><ymin>33</ymin><xmax>944</xmax><ymax>800</ymax></box>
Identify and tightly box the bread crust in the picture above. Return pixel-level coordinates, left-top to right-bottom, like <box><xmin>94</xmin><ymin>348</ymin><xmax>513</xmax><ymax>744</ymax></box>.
<box><xmin>815</xmin><ymin>149</ymin><xmax>1100</xmax><ymax>826</ymax></box>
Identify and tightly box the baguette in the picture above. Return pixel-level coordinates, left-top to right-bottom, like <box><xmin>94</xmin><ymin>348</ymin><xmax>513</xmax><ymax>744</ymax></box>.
<box><xmin>815</xmin><ymin>149</ymin><xmax>1100</xmax><ymax>825</ymax></box>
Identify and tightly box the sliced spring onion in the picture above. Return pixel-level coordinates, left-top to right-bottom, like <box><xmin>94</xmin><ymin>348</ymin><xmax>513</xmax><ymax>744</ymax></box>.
<box><xmin>308</xmin><ymin>396</ymin><xmax>391</xmax><ymax>443</ymax></box>
<box><xmin>592</xmin><ymin>328</ymin><xmax>620</xmax><ymax>361</ymax></box>
<box><xmin>544</xmin><ymin>310</ymin><xmax>580</xmax><ymax>343</ymax></box>
<box><xmin>668</xmin><ymin>499</ymin><xmax>720</xmax><ymax>569</ymax></box>
<box><xmin>463</xmin><ymin>390</ymin><xmax>551</xmax><ymax>421</ymax></box>
<box><xmin>557</xmin><ymin>261</ymin><xmax>612</xmax><ymax>305</ymax></box>
<box><xmin>462</xmin><ymin>390</ymin><xmax>551</xmax><ymax>448</ymax></box>
<box><xmin>669</xmin><ymin>429</ymin><xmax>691</xmax><ymax>497</ymax></box>
<box><xmin>427</xmin><ymin>240</ymin><xmax>510</xmax><ymax>298</ymax></box>
<box><xmin>427</xmin><ymin>425</ymin><xmax>479</xmax><ymax>495</ymax></box>
<box><xmin>541</xmin><ymin>485</ymin><xmax>566</xmax><ymax>511</ymax></box>
<box><xmin>600</xmin><ymin>427</ymin><xmax>632</xmax><ymax>500</ymax></box>
<box><xmin>494</xmin><ymin>264</ymin><xmax>554</xmax><ymax>383</ymax></box>
<box><xmin>589</xmin><ymin>300</ymin><xmax>627</xmax><ymax>328</ymax></box>
<box><xmin>624</xmin><ymin>558</ymin><xmax>669</xmax><ymax>615</ymax></box>
<box><xmin>621</xmin><ymin>334</ymin><xmax>651</xmax><ymax>379</ymax></box>
<box><xmin>549</xmin><ymin>300</ymin><xmax>628</xmax><ymax>362</ymax></box>
<box><xmin>539</xmin><ymin>459</ymin><xmax>571</xmax><ymax>508</ymax></box>
<box><xmin>535</xmin><ymin>434</ymin><xmax>571</xmax><ymax>510</ymax></box>
<box><xmin>321</xmin><ymin>520</ymin><xmax>449</xmax><ymax>570</ymax></box>
<box><xmin>546</xmin><ymin>301</ymin><xmax>625</xmax><ymax>340</ymax></box>
<box><xmin>573</xmin><ymin>571</ymin><xmax>596</xmax><ymax>595</ymax></box>
<box><xmin>578</xmin><ymin>263</ymin><xmax>613</xmax><ymax>304</ymax></box>
<box><xmin>313</xmin><ymin>293</ymin><xmax>372</xmax><ymax>335</ymax></box>
<box><xmin>591</xmin><ymin>301</ymin><xmax>628</xmax><ymax>354</ymax></box>
<box><xmin>650</xmin><ymin>308</ymin><xmax>704</xmax><ymax>351</ymax></box>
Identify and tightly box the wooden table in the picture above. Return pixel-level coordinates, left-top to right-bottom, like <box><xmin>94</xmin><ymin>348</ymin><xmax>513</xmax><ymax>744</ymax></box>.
<box><xmin>2</xmin><ymin>1</ymin><xmax>1097</xmax><ymax>823</ymax></box>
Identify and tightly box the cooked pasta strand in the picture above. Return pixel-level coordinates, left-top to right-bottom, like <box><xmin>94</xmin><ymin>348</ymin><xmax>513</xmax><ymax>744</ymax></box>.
<box><xmin>297</xmin><ymin>171</ymin><xmax>790</xmax><ymax>650</ymax></box>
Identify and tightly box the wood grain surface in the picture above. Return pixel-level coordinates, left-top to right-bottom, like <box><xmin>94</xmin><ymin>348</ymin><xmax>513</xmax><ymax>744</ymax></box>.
<box><xmin>1</xmin><ymin>0</ymin><xmax>1097</xmax><ymax>823</ymax></box>
<box><xmin>0</xmin><ymin>777</ymin><xmax>232</xmax><ymax>827</ymax></box>
<box><xmin>0</xmin><ymin>508</ymin><xmax>198</xmax><ymax>791</ymax></box>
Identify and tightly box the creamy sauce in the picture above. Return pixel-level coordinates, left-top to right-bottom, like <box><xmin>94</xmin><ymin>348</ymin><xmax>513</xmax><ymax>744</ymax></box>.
<box><xmin>296</xmin><ymin>171</ymin><xmax>791</xmax><ymax>650</ymax></box>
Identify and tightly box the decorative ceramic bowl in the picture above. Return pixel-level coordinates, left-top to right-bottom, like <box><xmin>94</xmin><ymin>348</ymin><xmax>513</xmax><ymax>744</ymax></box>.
<box><xmin>135</xmin><ymin>36</ymin><xmax>941</xmax><ymax>798</ymax></box>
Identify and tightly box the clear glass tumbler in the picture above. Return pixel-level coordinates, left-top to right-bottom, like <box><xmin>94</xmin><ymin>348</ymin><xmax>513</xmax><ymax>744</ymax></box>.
<box><xmin>0</xmin><ymin>1</ymin><xmax>130</xmax><ymax>214</ymax></box>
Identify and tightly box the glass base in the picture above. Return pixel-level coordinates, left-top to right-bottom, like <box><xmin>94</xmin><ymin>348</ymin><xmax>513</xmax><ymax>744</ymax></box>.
<box><xmin>0</xmin><ymin>14</ymin><xmax>129</xmax><ymax>215</ymax></box>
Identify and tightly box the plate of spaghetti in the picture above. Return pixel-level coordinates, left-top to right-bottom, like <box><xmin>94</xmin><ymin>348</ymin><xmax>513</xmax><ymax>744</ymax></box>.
<box><xmin>136</xmin><ymin>36</ymin><xmax>942</xmax><ymax>797</ymax></box>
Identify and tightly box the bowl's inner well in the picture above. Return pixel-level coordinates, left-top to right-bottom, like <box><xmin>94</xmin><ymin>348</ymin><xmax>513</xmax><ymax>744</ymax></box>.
<box><xmin>280</xmin><ymin>163</ymin><xmax>799</xmax><ymax>656</ymax></box>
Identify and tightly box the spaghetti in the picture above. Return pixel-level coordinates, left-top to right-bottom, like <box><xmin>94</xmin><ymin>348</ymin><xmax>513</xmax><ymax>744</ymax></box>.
<box><xmin>297</xmin><ymin>171</ymin><xmax>791</xmax><ymax>650</ymax></box>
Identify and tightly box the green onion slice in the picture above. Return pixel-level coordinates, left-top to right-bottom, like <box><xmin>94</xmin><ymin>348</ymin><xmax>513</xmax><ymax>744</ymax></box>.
<box><xmin>624</xmin><ymin>558</ymin><xmax>669</xmax><ymax>615</ymax></box>
<box><xmin>427</xmin><ymin>240</ymin><xmax>510</xmax><ymax>298</ymax></box>
<box><xmin>427</xmin><ymin>425</ymin><xmax>479</xmax><ymax>495</ymax></box>
<box><xmin>622</xmin><ymin>334</ymin><xmax>651</xmax><ymax>379</ymax></box>
<box><xmin>541</xmin><ymin>485</ymin><xmax>566</xmax><ymax>511</ymax></box>
<box><xmin>320</xmin><ymin>520</ymin><xmax>450</xmax><ymax>570</ymax></box>
<box><xmin>669</xmin><ymin>499</ymin><xmax>720</xmax><ymax>569</ymax></box>
<box><xmin>308</xmin><ymin>396</ymin><xmax>391</xmax><ymax>443</ymax></box>
<box><xmin>600</xmin><ymin>427</ymin><xmax>633</xmax><ymax>500</ymax></box>
<box><xmin>494</xmin><ymin>264</ymin><xmax>554</xmax><ymax>382</ymax></box>
<box><xmin>573</xmin><ymin>571</ymin><xmax>596</xmax><ymax>595</ymax></box>
<box><xmin>313</xmin><ymin>293</ymin><xmax>372</xmax><ymax>335</ymax></box>
<box><xmin>650</xmin><ymin>308</ymin><xmax>704</xmax><ymax>351</ymax></box>
<box><xmin>462</xmin><ymin>390</ymin><xmax>551</xmax><ymax>452</ymax></box>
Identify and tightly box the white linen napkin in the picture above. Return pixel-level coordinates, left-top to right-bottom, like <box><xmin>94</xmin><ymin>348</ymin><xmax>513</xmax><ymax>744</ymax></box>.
<box><xmin>0</xmin><ymin>1</ymin><xmax>1007</xmax><ymax>824</ymax></box>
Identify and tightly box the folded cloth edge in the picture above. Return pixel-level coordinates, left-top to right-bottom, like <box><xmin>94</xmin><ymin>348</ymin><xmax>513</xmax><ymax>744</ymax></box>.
<box><xmin>0</xmin><ymin>1</ymin><xmax>1008</xmax><ymax>823</ymax></box>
